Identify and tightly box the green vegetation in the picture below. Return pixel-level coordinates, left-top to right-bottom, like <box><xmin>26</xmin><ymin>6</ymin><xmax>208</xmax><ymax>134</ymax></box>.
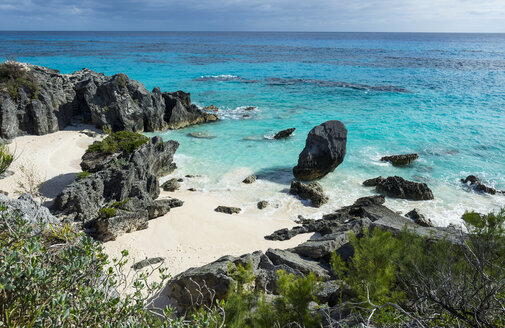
<box><xmin>76</xmin><ymin>170</ymin><xmax>91</xmax><ymax>180</ymax></box>
<box><xmin>0</xmin><ymin>61</ymin><xmax>39</xmax><ymax>100</ymax></box>
<box><xmin>87</xmin><ymin>130</ymin><xmax>149</xmax><ymax>155</ymax></box>
<box><xmin>330</xmin><ymin>209</ymin><xmax>505</xmax><ymax>327</ymax></box>
<box><xmin>0</xmin><ymin>204</ymin><xmax>171</xmax><ymax>327</ymax></box>
<box><xmin>98</xmin><ymin>207</ymin><xmax>117</xmax><ymax>219</ymax></box>
<box><xmin>0</xmin><ymin>204</ymin><xmax>324</xmax><ymax>328</ymax></box>
<box><xmin>116</xmin><ymin>73</ymin><xmax>128</xmax><ymax>88</ymax></box>
<box><xmin>97</xmin><ymin>199</ymin><xmax>130</xmax><ymax>219</ymax></box>
<box><xmin>0</xmin><ymin>142</ymin><xmax>13</xmax><ymax>176</ymax></box>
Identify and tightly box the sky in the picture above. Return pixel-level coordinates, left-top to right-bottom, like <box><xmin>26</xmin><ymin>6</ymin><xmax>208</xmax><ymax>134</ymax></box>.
<box><xmin>0</xmin><ymin>0</ymin><xmax>504</xmax><ymax>32</ymax></box>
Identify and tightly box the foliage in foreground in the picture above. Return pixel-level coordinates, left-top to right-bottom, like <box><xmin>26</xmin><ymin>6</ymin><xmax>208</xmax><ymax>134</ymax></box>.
<box><xmin>87</xmin><ymin>130</ymin><xmax>149</xmax><ymax>155</ymax></box>
<box><xmin>331</xmin><ymin>208</ymin><xmax>505</xmax><ymax>327</ymax></box>
<box><xmin>0</xmin><ymin>204</ymin><xmax>322</xmax><ymax>328</ymax></box>
<box><xmin>0</xmin><ymin>142</ymin><xmax>13</xmax><ymax>175</ymax></box>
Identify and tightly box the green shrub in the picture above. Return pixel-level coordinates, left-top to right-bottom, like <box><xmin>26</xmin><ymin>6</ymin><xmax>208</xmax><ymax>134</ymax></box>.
<box><xmin>98</xmin><ymin>207</ymin><xmax>117</xmax><ymax>219</ymax></box>
<box><xmin>87</xmin><ymin>131</ymin><xmax>149</xmax><ymax>155</ymax></box>
<box><xmin>330</xmin><ymin>209</ymin><xmax>505</xmax><ymax>327</ymax></box>
<box><xmin>222</xmin><ymin>262</ymin><xmax>322</xmax><ymax>328</ymax></box>
<box><xmin>0</xmin><ymin>204</ymin><xmax>173</xmax><ymax>327</ymax></box>
<box><xmin>110</xmin><ymin>198</ymin><xmax>130</xmax><ymax>209</ymax></box>
<box><xmin>76</xmin><ymin>170</ymin><xmax>91</xmax><ymax>180</ymax></box>
<box><xmin>0</xmin><ymin>61</ymin><xmax>39</xmax><ymax>100</ymax></box>
<box><xmin>116</xmin><ymin>74</ymin><xmax>128</xmax><ymax>88</ymax></box>
<box><xmin>0</xmin><ymin>142</ymin><xmax>13</xmax><ymax>175</ymax></box>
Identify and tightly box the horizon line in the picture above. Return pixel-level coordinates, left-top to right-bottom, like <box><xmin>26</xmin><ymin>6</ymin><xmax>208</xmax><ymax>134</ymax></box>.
<box><xmin>1</xmin><ymin>30</ymin><xmax>505</xmax><ymax>34</ymax></box>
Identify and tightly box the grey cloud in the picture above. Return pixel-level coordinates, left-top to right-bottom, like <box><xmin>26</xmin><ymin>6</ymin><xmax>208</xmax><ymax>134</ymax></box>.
<box><xmin>0</xmin><ymin>0</ymin><xmax>503</xmax><ymax>31</ymax></box>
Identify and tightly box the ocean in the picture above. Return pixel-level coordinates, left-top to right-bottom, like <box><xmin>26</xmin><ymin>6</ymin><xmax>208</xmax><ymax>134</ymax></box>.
<box><xmin>1</xmin><ymin>31</ymin><xmax>504</xmax><ymax>225</ymax></box>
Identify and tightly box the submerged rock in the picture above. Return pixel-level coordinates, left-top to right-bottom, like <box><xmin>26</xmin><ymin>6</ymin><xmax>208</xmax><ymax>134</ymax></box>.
<box><xmin>273</xmin><ymin>128</ymin><xmax>295</xmax><ymax>139</ymax></box>
<box><xmin>289</xmin><ymin>180</ymin><xmax>328</xmax><ymax>208</ymax></box>
<box><xmin>187</xmin><ymin>132</ymin><xmax>217</xmax><ymax>139</ymax></box>
<box><xmin>0</xmin><ymin>62</ymin><xmax>218</xmax><ymax>139</ymax></box>
<box><xmin>381</xmin><ymin>153</ymin><xmax>419</xmax><ymax>166</ymax></box>
<box><xmin>257</xmin><ymin>200</ymin><xmax>269</xmax><ymax>209</ymax></box>
<box><xmin>215</xmin><ymin>206</ymin><xmax>241</xmax><ymax>214</ymax></box>
<box><xmin>242</xmin><ymin>175</ymin><xmax>257</xmax><ymax>184</ymax></box>
<box><xmin>203</xmin><ymin>105</ymin><xmax>219</xmax><ymax>111</ymax></box>
<box><xmin>369</xmin><ymin>176</ymin><xmax>434</xmax><ymax>200</ymax></box>
<box><xmin>461</xmin><ymin>175</ymin><xmax>504</xmax><ymax>195</ymax></box>
<box><xmin>293</xmin><ymin>120</ymin><xmax>347</xmax><ymax>181</ymax></box>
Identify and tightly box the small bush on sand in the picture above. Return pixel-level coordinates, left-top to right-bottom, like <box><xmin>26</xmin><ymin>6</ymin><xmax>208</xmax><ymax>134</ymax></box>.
<box><xmin>0</xmin><ymin>143</ymin><xmax>13</xmax><ymax>176</ymax></box>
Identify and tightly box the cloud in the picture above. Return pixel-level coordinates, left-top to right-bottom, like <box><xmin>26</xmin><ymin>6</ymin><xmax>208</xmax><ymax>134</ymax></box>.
<box><xmin>0</xmin><ymin>0</ymin><xmax>503</xmax><ymax>32</ymax></box>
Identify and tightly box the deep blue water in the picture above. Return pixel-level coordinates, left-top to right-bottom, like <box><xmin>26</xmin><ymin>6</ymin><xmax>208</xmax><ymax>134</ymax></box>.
<box><xmin>1</xmin><ymin>31</ymin><xmax>504</xmax><ymax>224</ymax></box>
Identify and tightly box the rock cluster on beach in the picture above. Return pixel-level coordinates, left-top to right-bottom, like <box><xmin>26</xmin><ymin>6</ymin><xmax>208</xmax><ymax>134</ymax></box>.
<box><xmin>0</xmin><ymin>62</ymin><xmax>217</xmax><ymax>139</ymax></box>
<box><xmin>53</xmin><ymin>136</ymin><xmax>183</xmax><ymax>240</ymax></box>
<box><xmin>161</xmin><ymin>195</ymin><xmax>462</xmax><ymax>313</ymax></box>
<box><xmin>293</xmin><ymin>120</ymin><xmax>347</xmax><ymax>181</ymax></box>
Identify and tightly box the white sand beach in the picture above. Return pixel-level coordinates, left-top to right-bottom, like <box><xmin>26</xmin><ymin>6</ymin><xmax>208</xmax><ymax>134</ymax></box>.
<box><xmin>0</xmin><ymin>126</ymin><xmax>311</xmax><ymax>279</ymax></box>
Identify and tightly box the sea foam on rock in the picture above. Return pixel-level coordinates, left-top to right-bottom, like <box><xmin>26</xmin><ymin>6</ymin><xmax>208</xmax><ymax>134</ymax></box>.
<box><xmin>293</xmin><ymin>120</ymin><xmax>347</xmax><ymax>181</ymax></box>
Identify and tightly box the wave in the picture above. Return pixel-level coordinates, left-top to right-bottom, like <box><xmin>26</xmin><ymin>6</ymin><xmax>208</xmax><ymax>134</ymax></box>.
<box><xmin>194</xmin><ymin>75</ymin><xmax>258</xmax><ymax>83</ymax></box>
<box><xmin>265</xmin><ymin>77</ymin><xmax>410</xmax><ymax>93</ymax></box>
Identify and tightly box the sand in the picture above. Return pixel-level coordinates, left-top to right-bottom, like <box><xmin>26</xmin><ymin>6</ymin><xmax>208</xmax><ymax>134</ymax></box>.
<box><xmin>0</xmin><ymin>126</ymin><xmax>311</xmax><ymax>280</ymax></box>
<box><xmin>0</xmin><ymin>126</ymin><xmax>100</xmax><ymax>202</ymax></box>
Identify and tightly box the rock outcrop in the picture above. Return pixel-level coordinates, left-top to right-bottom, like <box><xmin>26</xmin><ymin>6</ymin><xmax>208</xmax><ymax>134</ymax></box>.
<box><xmin>273</xmin><ymin>128</ymin><xmax>295</xmax><ymax>139</ymax></box>
<box><xmin>242</xmin><ymin>175</ymin><xmax>257</xmax><ymax>184</ymax></box>
<box><xmin>0</xmin><ymin>62</ymin><xmax>217</xmax><ymax>139</ymax></box>
<box><xmin>406</xmin><ymin>208</ymin><xmax>434</xmax><ymax>227</ymax></box>
<box><xmin>364</xmin><ymin>176</ymin><xmax>434</xmax><ymax>200</ymax></box>
<box><xmin>53</xmin><ymin>137</ymin><xmax>179</xmax><ymax>233</ymax></box>
<box><xmin>380</xmin><ymin>153</ymin><xmax>418</xmax><ymax>166</ymax></box>
<box><xmin>0</xmin><ymin>193</ymin><xmax>59</xmax><ymax>230</ymax></box>
<box><xmin>159</xmin><ymin>194</ymin><xmax>462</xmax><ymax>314</ymax></box>
<box><xmin>162</xmin><ymin>178</ymin><xmax>181</xmax><ymax>192</ymax></box>
<box><xmin>160</xmin><ymin>249</ymin><xmax>332</xmax><ymax>311</ymax></box>
<box><xmin>290</xmin><ymin>180</ymin><xmax>328</xmax><ymax>208</ymax></box>
<box><xmin>293</xmin><ymin>120</ymin><xmax>347</xmax><ymax>181</ymax></box>
<box><xmin>215</xmin><ymin>206</ymin><xmax>241</xmax><ymax>214</ymax></box>
<box><xmin>461</xmin><ymin>175</ymin><xmax>504</xmax><ymax>195</ymax></box>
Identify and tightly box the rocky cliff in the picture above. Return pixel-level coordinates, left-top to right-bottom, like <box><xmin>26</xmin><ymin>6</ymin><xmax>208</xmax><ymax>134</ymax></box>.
<box><xmin>0</xmin><ymin>61</ymin><xmax>217</xmax><ymax>139</ymax></box>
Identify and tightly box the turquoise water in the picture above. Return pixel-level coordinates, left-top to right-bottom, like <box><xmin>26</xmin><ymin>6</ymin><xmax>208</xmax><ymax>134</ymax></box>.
<box><xmin>1</xmin><ymin>32</ymin><xmax>505</xmax><ymax>224</ymax></box>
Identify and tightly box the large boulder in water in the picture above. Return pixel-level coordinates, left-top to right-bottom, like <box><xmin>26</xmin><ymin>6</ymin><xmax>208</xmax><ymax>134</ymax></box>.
<box><xmin>375</xmin><ymin>176</ymin><xmax>434</xmax><ymax>200</ymax></box>
<box><xmin>293</xmin><ymin>120</ymin><xmax>347</xmax><ymax>181</ymax></box>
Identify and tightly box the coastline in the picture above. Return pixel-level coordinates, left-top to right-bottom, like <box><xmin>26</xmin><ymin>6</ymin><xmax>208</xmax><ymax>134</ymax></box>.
<box><xmin>0</xmin><ymin>126</ymin><xmax>312</xmax><ymax>279</ymax></box>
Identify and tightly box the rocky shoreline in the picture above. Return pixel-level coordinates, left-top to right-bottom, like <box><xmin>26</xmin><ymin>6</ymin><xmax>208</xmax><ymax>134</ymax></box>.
<box><xmin>1</xmin><ymin>62</ymin><xmax>504</xmax><ymax>327</ymax></box>
<box><xmin>0</xmin><ymin>62</ymin><xmax>217</xmax><ymax>140</ymax></box>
